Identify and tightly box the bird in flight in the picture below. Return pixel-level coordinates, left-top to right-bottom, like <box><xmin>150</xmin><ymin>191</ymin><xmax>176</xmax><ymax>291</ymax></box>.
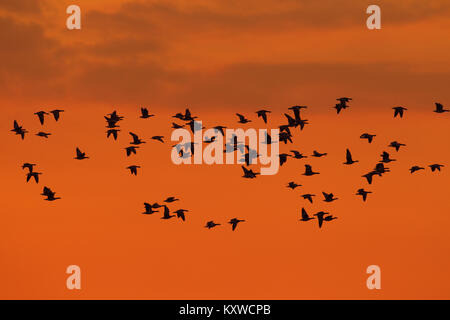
<box><xmin>343</xmin><ymin>148</ymin><xmax>358</xmax><ymax>165</ymax></box>
<box><xmin>22</xmin><ymin>163</ymin><xmax>36</xmax><ymax>172</ymax></box>
<box><xmin>429</xmin><ymin>164</ymin><xmax>444</xmax><ymax>172</ymax></box>
<box><xmin>213</xmin><ymin>126</ymin><xmax>227</xmax><ymax>136</ymax></box>
<box><xmin>26</xmin><ymin>171</ymin><xmax>42</xmax><ymax>183</ymax></box>
<box><xmin>393</xmin><ymin>106</ymin><xmax>407</xmax><ymax>118</ymax></box>
<box><xmin>74</xmin><ymin>147</ymin><xmax>89</xmax><ymax>160</ymax></box>
<box><xmin>172</xmin><ymin>122</ymin><xmax>184</xmax><ymax>129</ymax></box>
<box><xmin>228</xmin><ymin>218</ymin><xmax>245</xmax><ymax>231</ymax></box>
<box><xmin>303</xmin><ymin>164</ymin><xmax>319</xmax><ymax>176</ymax></box>
<box><xmin>362</xmin><ymin>172</ymin><xmax>377</xmax><ymax>185</ymax></box>
<box><xmin>322</xmin><ymin>192</ymin><xmax>338</xmax><ymax>202</ymax></box>
<box><xmin>288</xmin><ymin>105</ymin><xmax>306</xmax><ymax>123</ymax></box>
<box><xmin>434</xmin><ymin>103</ymin><xmax>449</xmax><ymax>113</ymax></box>
<box><xmin>409</xmin><ymin>165</ymin><xmax>425</xmax><ymax>174</ymax></box>
<box><xmin>311</xmin><ymin>150</ymin><xmax>327</xmax><ymax>158</ymax></box>
<box><xmin>241</xmin><ymin>166</ymin><xmax>259</xmax><ymax>179</ymax></box>
<box><xmin>164</xmin><ymin>196</ymin><xmax>179</xmax><ymax>203</ymax></box>
<box><xmin>129</xmin><ymin>132</ymin><xmax>145</xmax><ymax>145</ymax></box>
<box><xmin>287</xmin><ymin>182</ymin><xmax>301</xmax><ymax>190</ymax></box>
<box><xmin>126</xmin><ymin>165</ymin><xmax>140</xmax><ymax>175</ymax></box>
<box><xmin>279</xmin><ymin>153</ymin><xmax>291</xmax><ymax>166</ymax></box>
<box><xmin>50</xmin><ymin>109</ymin><xmax>64</xmax><ymax>121</ymax></box>
<box><xmin>142</xmin><ymin>203</ymin><xmax>158</xmax><ymax>215</ymax></box>
<box><xmin>34</xmin><ymin>111</ymin><xmax>48</xmax><ymax>125</ymax></box>
<box><xmin>125</xmin><ymin>146</ymin><xmax>139</xmax><ymax>156</ymax></box>
<box><xmin>41</xmin><ymin>186</ymin><xmax>61</xmax><ymax>201</ymax></box>
<box><xmin>205</xmin><ymin>221</ymin><xmax>221</xmax><ymax>229</ymax></box>
<box><xmin>301</xmin><ymin>193</ymin><xmax>316</xmax><ymax>203</ymax></box>
<box><xmin>36</xmin><ymin>132</ymin><xmax>51</xmax><ymax>138</ymax></box>
<box><xmin>11</xmin><ymin>120</ymin><xmax>28</xmax><ymax>139</ymax></box>
<box><xmin>174</xmin><ymin>209</ymin><xmax>189</xmax><ymax>221</ymax></box>
<box><xmin>140</xmin><ymin>107</ymin><xmax>154</xmax><ymax>119</ymax></box>
<box><xmin>356</xmin><ymin>188</ymin><xmax>372</xmax><ymax>201</ymax></box>
<box><xmin>236</xmin><ymin>113</ymin><xmax>251</xmax><ymax>124</ymax></box>
<box><xmin>388</xmin><ymin>141</ymin><xmax>406</xmax><ymax>152</ymax></box>
<box><xmin>161</xmin><ymin>205</ymin><xmax>175</xmax><ymax>220</ymax></box>
<box><xmin>290</xmin><ymin>150</ymin><xmax>307</xmax><ymax>159</ymax></box>
<box><xmin>151</xmin><ymin>136</ymin><xmax>164</xmax><ymax>143</ymax></box>
<box><xmin>106</xmin><ymin>129</ymin><xmax>120</xmax><ymax>140</ymax></box>
<box><xmin>256</xmin><ymin>109</ymin><xmax>271</xmax><ymax>123</ymax></box>
<box><xmin>360</xmin><ymin>133</ymin><xmax>376</xmax><ymax>143</ymax></box>
<box><xmin>299</xmin><ymin>208</ymin><xmax>315</xmax><ymax>222</ymax></box>
<box><xmin>380</xmin><ymin>151</ymin><xmax>395</xmax><ymax>163</ymax></box>
<box><xmin>323</xmin><ymin>215</ymin><xmax>338</xmax><ymax>222</ymax></box>
<box><xmin>334</xmin><ymin>102</ymin><xmax>346</xmax><ymax>114</ymax></box>
<box><xmin>313</xmin><ymin>211</ymin><xmax>329</xmax><ymax>229</ymax></box>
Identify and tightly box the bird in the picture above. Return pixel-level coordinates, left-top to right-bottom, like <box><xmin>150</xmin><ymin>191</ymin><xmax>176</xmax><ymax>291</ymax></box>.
<box><xmin>290</xmin><ymin>150</ymin><xmax>307</xmax><ymax>159</ymax></box>
<box><xmin>142</xmin><ymin>203</ymin><xmax>158</xmax><ymax>215</ymax></box>
<box><xmin>374</xmin><ymin>163</ymin><xmax>390</xmax><ymax>175</ymax></box>
<box><xmin>279</xmin><ymin>131</ymin><xmax>293</xmax><ymax>144</ymax></box>
<box><xmin>125</xmin><ymin>146</ymin><xmax>139</xmax><ymax>156</ymax></box>
<box><xmin>213</xmin><ymin>126</ymin><xmax>227</xmax><ymax>136</ymax></box>
<box><xmin>380</xmin><ymin>151</ymin><xmax>395</xmax><ymax>163</ymax></box>
<box><xmin>164</xmin><ymin>196</ymin><xmax>179</xmax><ymax>203</ymax></box>
<box><xmin>50</xmin><ymin>109</ymin><xmax>64</xmax><ymax>121</ymax></box>
<box><xmin>236</xmin><ymin>113</ymin><xmax>251</xmax><ymax>124</ymax></box>
<box><xmin>301</xmin><ymin>193</ymin><xmax>316</xmax><ymax>203</ymax></box>
<box><xmin>409</xmin><ymin>166</ymin><xmax>425</xmax><ymax>174</ymax></box>
<box><xmin>129</xmin><ymin>132</ymin><xmax>145</xmax><ymax>145</ymax></box>
<box><xmin>41</xmin><ymin>186</ymin><xmax>61</xmax><ymax>201</ymax></box>
<box><xmin>152</xmin><ymin>202</ymin><xmax>163</xmax><ymax>209</ymax></box>
<box><xmin>393</xmin><ymin>106</ymin><xmax>407</xmax><ymax>118</ymax></box>
<box><xmin>106</xmin><ymin>110</ymin><xmax>124</xmax><ymax>122</ymax></box>
<box><xmin>161</xmin><ymin>205</ymin><xmax>175</xmax><ymax>220</ymax></box>
<box><xmin>288</xmin><ymin>105</ymin><xmax>307</xmax><ymax>123</ymax></box>
<box><xmin>22</xmin><ymin>163</ymin><xmax>36</xmax><ymax>172</ymax></box>
<box><xmin>11</xmin><ymin>120</ymin><xmax>28</xmax><ymax>139</ymax></box>
<box><xmin>429</xmin><ymin>164</ymin><xmax>444</xmax><ymax>172</ymax></box>
<box><xmin>174</xmin><ymin>209</ymin><xmax>189</xmax><ymax>221</ymax></box>
<box><xmin>337</xmin><ymin>97</ymin><xmax>352</xmax><ymax>104</ymax></box>
<box><xmin>151</xmin><ymin>136</ymin><xmax>164</xmax><ymax>143</ymax></box>
<box><xmin>228</xmin><ymin>218</ymin><xmax>245</xmax><ymax>231</ymax></box>
<box><xmin>172</xmin><ymin>122</ymin><xmax>184</xmax><ymax>129</ymax></box>
<box><xmin>106</xmin><ymin>129</ymin><xmax>120</xmax><ymax>140</ymax></box>
<box><xmin>302</xmin><ymin>164</ymin><xmax>319</xmax><ymax>176</ymax></box>
<box><xmin>140</xmin><ymin>107</ymin><xmax>154</xmax><ymax>119</ymax></box>
<box><xmin>34</xmin><ymin>111</ymin><xmax>48</xmax><ymax>125</ymax></box>
<box><xmin>279</xmin><ymin>153</ymin><xmax>291</xmax><ymax>166</ymax></box>
<box><xmin>126</xmin><ymin>165</ymin><xmax>140</xmax><ymax>175</ymax></box>
<box><xmin>322</xmin><ymin>192</ymin><xmax>338</xmax><ymax>202</ymax></box>
<box><xmin>36</xmin><ymin>132</ymin><xmax>51</xmax><ymax>138</ymax></box>
<box><xmin>313</xmin><ymin>211</ymin><xmax>329</xmax><ymax>228</ymax></box>
<box><xmin>299</xmin><ymin>208</ymin><xmax>315</xmax><ymax>222</ymax></box>
<box><xmin>362</xmin><ymin>172</ymin><xmax>376</xmax><ymax>184</ymax></box>
<box><xmin>287</xmin><ymin>182</ymin><xmax>301</xmax><ymax>190</ymax></box>
<box><xmin>360</xmin><ymin>133</ymin><xmax>376</xmax><ymax>143</ymax></box>
<box><xmin>311</xmin><ymin>150</ymin><xmax>327</xmax><ymax>158</ymax></box>
<box><xmin>388</xmin><ymin>141</ymin><xmax>406</xmax><ymax>152</ymax></box>
<box><xmin>26</xmin><ymin>171</ymin><xmax>42</xmax><ymax>183</ymax></box>
<box><xmin>241</xmin><ymin>166</ymin><xmax>259</xmax><ymax>178</ymax></box>
<box><xmin>323</xmin><ymin>215</ymin><xmax>338</xmax><ymax>222</ymax></box>
<box><xmin>334</xmin><ymin>103</ymin><xmax>346</xmax><ymax>114</ymax></box>
<box><xmin>74</xmin><ymin>147</ymin><xmax>89</xmax><ymax>160</ymax></box>
<box><xmin>256</xmin><ymin>110</ymin><xmax>271</xmax><ymax>123</ymax></box>
<box><xmin>205</xmin><ymin>221</ymin><xmax>221</xmax><ymax>229</ymax></box>
<box><xmin>183</xmin><ymin>108</ymin><xmax>197</xmax><ymax>121</ymax></box>
<box><xmin>356</xmin><ymin>188</ymin><xmax>372</xmax><ymax>201</ymax></box>
<box><xmin>343</xmin><ymin>148</ymin><xmax>358</xmax><ymax>165</ymax></box>
<box><xmin>434</xmin><ymin>103</ymin><xmax>449</xmax><ymax>113</ymax></box>
<box><xmin>284</xmin><ymin>113</ymin><xmax>297</xmax><ymax>127</ymax></box>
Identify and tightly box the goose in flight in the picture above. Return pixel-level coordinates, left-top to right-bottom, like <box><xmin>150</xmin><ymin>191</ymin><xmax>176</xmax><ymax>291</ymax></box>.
<box><xmin>299</xmin><ymin>208</ymin><xmax>315</xmax><ymax>222</ymax></box>
<box><xmin>409</xmin><ymin>165</ymin><xmax>425</xmax><ymax>174</ymax></box>
<box><xmin>362</xmin><ymin>172</ymin><xmax>376</xmax><ymax>184</ymax></box>
<box><xmin>126</xmin><ymin>165</ymin><xmax>140</xmax><ymax>175</ymax></box>
<box><xmin>74</xmin><ymin>147</ymin><xmax>89</xmax><ymax>160</ymax></box>
<box><xmin>393</xmin><ymin>106</ymin><xmax>407</xmax><ymax>118</ymax></box>
<box><xmin>34</xmin><ymin>111</ymin><xmax>48</xmax><ymax>125</ymax></box>
<box><xmin>313</xmin><ymin>211</ymin><xmax>329</xmax><ymax>229</ymax></box>
<box><xmin>380</xmin><ymin>151</ymin><xmax>395</xmax><ymax>163</ymax></box>
<box><xmin>287</xmin><ymin>182</ymin><xmax>301</xmax><ymax>190</ymax></box>
<box><xmin>228</xmin><ymin>218</ymin><xmax>245</xmax><ymax>231</ymax></box>
<box><xmin>241</xmin><ymin>166</ymin><xmax>259</xmax><ymax>178</ymax></box>
<box><xmin>429</xmin><ymin>164</ymin><xmax>444</xmax><ymax>172</ymax></box>
<box><xmin>356</xmin><ymin>188</ymin><xmax>371</xmax><ymax>201</ymax></box>
<box><xmin>337</xmin><ymin>97</ymin><xmax>352</xmax><ymax>104</ymax></box>
<box><xmin>322</xmin><ymin>192</ymin><xmax>338</xmax><ymax>202</ymax></box>
<box><xmin>256</xmin><ymin>110</ymin><xmax>271</xmax><ymax>123</ymax></box>
<box><xmin>301</xmin><ymin>193</ymin><xmax>316</xmax><ymax>203</ymax></box>
<box><xmin>279</xmin><ymin>153</ymin><xmax>291</xmax><ymax>166</ymax></box>
<box><xmin>434</xmin><ymin>103</ymin><xmax>449</xmax><ymax>113</ymax></box>
<box><xmin>106</xmin><ymin>129</ymin><xmax>120</xmax><ymax>140</ymax></box>
<box><xmin>213</xmin><ymin>126</ymin><xmax>227</xmax><ymax>136</ymax></box>
<box><xmin>50</xmin><ymin>109</ymin><xmax>64</xmax><ymax>121</ymax></box>
<box><xmin>41</xmin><ymin>186</ymin><xmax>61</xmax><ymax>201</ymax></box>
<box><xmin>26</xmin><ymin>171</ymin><xmax>42</xmax><ymax>183</ymax></box>
<box><xmin>142</xmin><ymin>203</ymin><xmax>158</xmax><ymax>215</ymax></box>
<box><xmin>164</xmin><ymin>196</ymin><xmax>179</xmax><ymax>203</ymax></box>
<box><xmin>312</xmin><ymin>150</ymin><xmax>327</xmax><ymax>158</ymax></box>
<box><xmin>290</xmin><ymin>150</ymin><xmax>307</xmax><ymax>159</ymax></box>
<box><xmin>151</xmin><ymin>136</ymin><xmax>164</xmax><ymax>143</ymax></box>
<box><xmin>161</xmin><ymin>205</ymin><xmax>175</xmax><ymax>220</ymax></box>
<box><xmin>106</xmin><ymin>110</ymin><xmax>124</xmax><ymax>122</ymax></box>
<box><xmin>279</xmin><ymin>131</ymin><xmax>293</xmax><ymax>144</ymax></box>
<box><xmin>174</xmin><ymin>209</ymin><xmax>189</xmax><ymax>221</ymax></box>
<box><xmin>172</xmin><ymin>122</ymin><xmax>184</xmax><ymax>129</ymax></box>
<box><xmin>360</xmin><ymin>133</ymin><xmax>376</xmax><ymax>143</ymax></box>
<box><xmin>303</xmin><ymin>164</ymin><xmax>319</xmax><ymax>176</ymax></box>
<box><xmin>140</xmin><ymin>107</ymin><xmax>154</xmax><ymax>119</ymax></box>
<box><xmin>288</xmin><ymin>106</ymin><xmax>307</xmax><ymax>123</ymax></box>
<box><xmin>205</xmin><ymin>221</ymin><xmax>221</xmax><ymax>229</ymax></box>
<box><xmin>374</xmin><ymin>163</ymin><xmax>390</xmax><ymax>175</ymax></box>
<box><xmin>11</xmin><ymin>120</ymin><xmax>28</xmax><ymax>139</ymax></box>
<box><xmin>343</xmin><ymin>148</ymin><xmax>358</xmax><ymax>165</ymax></box>
<box><xmin>334</xmin><ymin>103</ymin><xmax>346</xmax><ymax>114</ymax></box>
<box><xmin>22</xmin><ymin>163</ymin><xmax>36</xmax><ymax>172</ymax></box>
<box><xmin>388</xmin><ymin>141</ymin><xmax>406</xmax><ymax>152</ymax></box>
<box><xmin>129</xmin><ymin>132</ymin><xmax>145</xmax><ymax>145</ymax></box>
<box><xmin>125</xmin><ymin>146</ymin><xmax>139</xmax><ymax>156</ymax></box>
<box><xmin>236</xmin><ymin>113</ymin><xmax>251</xmax><ymax>124</ymax></box>
<box><xmin>36</xmin><ymin>132</ymin><xmax>51</xmax><ymax>138</ymax></box>
<box><xmin>323</xmin><ymin>215</ymin><xmax>338</xmax><ymax>222</ymax></box>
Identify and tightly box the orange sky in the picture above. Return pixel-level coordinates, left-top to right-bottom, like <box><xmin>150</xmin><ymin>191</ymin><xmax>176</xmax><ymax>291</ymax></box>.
<box><xmin>1</xmin><ymin>0</ymin><xmax>449</xmax><ymax>299</ymax></box>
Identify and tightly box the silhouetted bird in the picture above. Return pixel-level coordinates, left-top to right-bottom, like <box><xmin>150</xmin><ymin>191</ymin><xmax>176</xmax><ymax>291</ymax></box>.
<box><xmin>287</xmin><ymin>182</ymin><xmax>301</xmax><ymax>190</ymax></box>
<box><xmin>279</xmin><ymin>153</ymin><xmax>290</xmax><ymax>166</ymax></box>
<box><xmin>105</xmin><ymin>117</ymin><xmax>120</xmax><ymax>128</ymax></box>
<box><xmin>228</xmin><ymin>218</ymin><xmax>245</xmax><ymax>231</ymax></box>
<box><xmin>288</xmin><ymin>105</ymin><xmax>306</xmax><ymax>122</ymax></box>
<box><xmin>409</xmin><ymin>166</ymin><xmax>425</xmax><ymax>174</ymax></box>
<box><xmin>205</xmin><ymin>221</ymin><xmax>220</xmax><ymax>229</ymax></box>
<box><xmin>26</xmin><ymin>171</ymin><xmax>42</xmax><ymax>183</ymax></box>
<box><xmin>36</xmin><ymin>132</ymin><xmax>51</xmax><ymax>138</ymax></box>
<box><xmin>213</xmin><ymin>126</ymin><xmax>227</xmax><ymax>136</ymax></box>
<box><xmin>129</xmin><ymin>132</ymin><xmax>145</xmax><ymax>145</ymax></box>
<box><xmin>236</xmin><ymin>113</ymin><xmax>251</xmax><ymax>124</ymax></box>
<box><xmin>356</xmin><ymin>188</ymin><xmax>372</xmax><ymax>201</ymax></box>
<box><xmin>301</xmin><ymin>193</ymin><xmax>316</xmax><ymax>203</ymax></box>
<box><xmin>380</xmin><ymin>151</ymin><xmax>395</xmax><ymax>163</ymax></box>
<box><xmin>41</xmin><ymin>186</ymin><xmax>61</xmax><ymax>201</ymax></box>
<box><xmin>334</xmin><ymin>103</ymin><xmax>346</xmax><ymax>114</ymax></box>
<box><xmin>172</xmin><ymin>122</ymin><xmax>184</xmax><ymax>129</ymax></box>
<box><xmin>303</xmin><ymin>164</ymin><xmax>319</xmax><ymax>176</ymax></box>
<box><xmin>389</xmin><ymin>141</ymin><xmax>406</xmax><ymax>152</ymax></box>
<box><xmin>343</xmin><ymin>148</ymin><xmax>358</xmax><ymax>165</ymax></box>
<box><xmin>374</xmin><ymin>162</ymin><xmax>390</xmax><ymax>175</ymax></box>
<box><xmin>164</xmin><ymin>196</ymin><xmax>179</xmax><ymax>203</ymax></box>
<box><xmin>290</xmin><ymin>150</ymin><xmax>307</xmax><ymax>159</ymax></box>
<box><xmin>151</xmin><ymin>136</ymin><xmax>164</xmax><ymax>143</ymax></box>
<box><xmin>312</xmin><ymin>150</ymin><xmax>327</xmax><ymax>157</ymax></box>
<box><xmin>106</xmin><ymin>129</ymin><xmax>120</xmax><ymax>140</ymax></box>
<box><xmin>22</xmin><ymin>163</ymin><xmax>36</xmax><ymax>172</ymax></box>
<box><xmin>183</xmin><ymin>108</ymin><xmax>197</xmax><ymax>121</ymax></box>
<box><xmin>142</xmin><ymin>203</ymin><xmax>158</xmax><ymax>215</ymax></box>
<box><xmin>299</xmin><ymin>208</ymin><xmax>315</xmax><ymax>222</ymax></box>
<box><xmin>34</xmin><ymin>111</ymin><xmax>48</xmax><ymax>125</ymax></box>
<box><xmin>362</xmin><ymin>172</ymin><xmax>376</xmax><ymax>184</ymax></box>
<box><xmin>11</xmin><ymin>120</ymin><xmax>28</xmax><ymax>139</ymax></box>
<box><xmin>256</xmin><ymin>110</ymin><xmax>271</xmax><ymax>123</ymax></box>
<box><xmin>126</xmin><ymin>165</ymin><xmax>140</xmax><ymax>175</ymax></box>
<box><xmin>174</xmin><ymin>209</ymin><xmax>189</xmax><ymax>221</ymax></box>
<box><xmin>125</xmin><ymin>146</ymin><xmax>139</xmax><ymax>156</ymax></box>
<box><xmin>107</xmin><ymin>110</ymin><xmax>124</xmax><ymax>122</ymax></box>
<box><xmin>429</xmin><ymin>164</ymin><xmax>444</xmax><ymax>172</ymax></box>
<box><xmin>434</xmin><ymin>103</ymin><xmax>449</xmax><ymax>113</ymax></box>
<box><xmin>284</xmin><ymin>113</ymin><xmax>297</xmax><ymax>127</ymax></box>
<box><xmin>393</xmin><ymin>106</ymin><xmax>407</xmax><ymax>118</ymax></box>
<box><xmin>242</xmin><ymin>166</ymin><xmax>259</xmax><ymax>178</ymax></box>
<box><xmin>152</xmin><ymin>202</ymin><xmax>163</xmax><ymax>208</ymax></box>
<box><xmin>74</xmin><ymin>147</ymin><xmax>89</xmax><ymax>160</ymax></box>
<box><xmin>279</xmin><ymin>125</ymin><xmax>291</xmax><ymax>135</ymax></box>
<box><xmin>279</xmin><ymin>131</ymin><xmax>293</xmax><ymax>144</ymax></box>
<box><xmin>50</xmin><ymin>109</ymin><xmax>64</xmax><ymax>121</ymax></box>
<box><xmin>140</xmin><ymin>107</ymin><xmax>154</xmax><ymax>119</ymax></box>
<box><xmin>161</xmin><ymin>205</ymin><xmax>175</xmax><ymax>220</ymax></box>
<box><xmin>313</xmin><ymin>211</ymin><xmax>329</xmax><ymax>228</ymax></box>
<box><xmin>322</xmin><ymin>192</ymin><xmax>338</xmax><ymax>202</ymax></box>
<box><xmin>360</xmin><ymin>133</ymin><xmax>376</xmax><ymax>143</ymax></box>
<box><xmin>323</xmin><ymin>215</ymin><xmax>338</xmax><ymax>222</ymax></box>
<box><xmin>337</xmin><ymin>97</ymin><xmax>352</xmax><ymax>104</ymax></box>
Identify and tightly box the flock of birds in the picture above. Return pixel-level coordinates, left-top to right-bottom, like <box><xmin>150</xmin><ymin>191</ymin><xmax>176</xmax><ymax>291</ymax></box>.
<box><xmin>11</xmin><ymin>100</ymin><xmax>448</xmax><ymax>230</ymax></box>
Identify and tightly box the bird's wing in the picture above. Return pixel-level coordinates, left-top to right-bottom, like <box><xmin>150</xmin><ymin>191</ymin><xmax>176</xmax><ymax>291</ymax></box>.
<box><xmin>346</xmin><ymin>149</ymin><xmax>352</xmax><ymax>161</ymax></box>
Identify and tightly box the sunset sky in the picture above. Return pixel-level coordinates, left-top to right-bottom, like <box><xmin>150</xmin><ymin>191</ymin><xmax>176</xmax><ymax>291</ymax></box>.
<box><xmin>1</xmin><ymin>0</ymin><xmax>449</xmax><ymax>299</ymax></box>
